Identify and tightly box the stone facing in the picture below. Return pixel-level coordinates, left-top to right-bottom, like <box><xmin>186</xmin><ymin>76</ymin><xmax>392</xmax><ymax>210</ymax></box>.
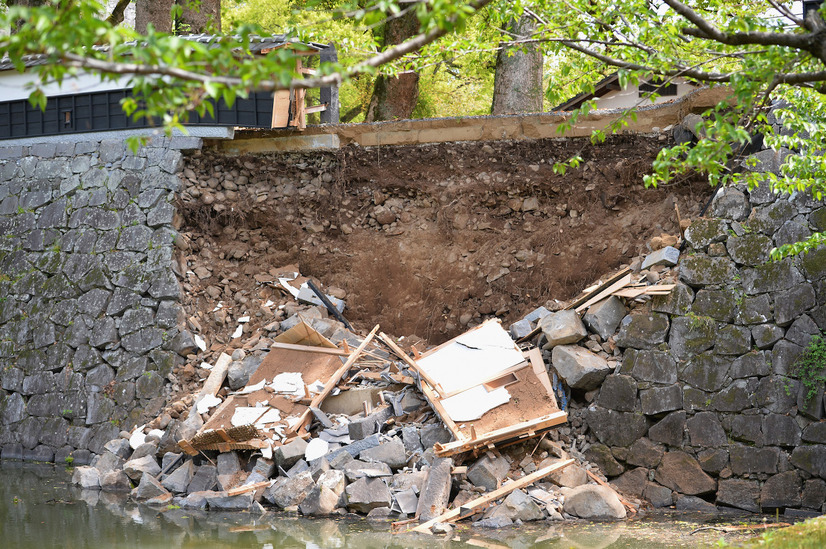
<box><xmin>0</xmin><ymin>136</ymin><xmax>194</xmax><ymax>459</ymax></box>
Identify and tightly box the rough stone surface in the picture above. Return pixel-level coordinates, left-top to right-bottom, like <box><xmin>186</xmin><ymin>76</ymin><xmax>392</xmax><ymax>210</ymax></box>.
<box><xmin>416</xmin><ymin>458</ymin><xmax>453</xmax><ymax>521</ymax></box>
<box><xmin>539</xmin><ymin>310</ymin><xmax>588</xmax><ymax>348</ymax></box>
<box><xmin>587</xmin><ymin>407</ymin><xmax>649</xmax><ymax>448</ymax></box>
<box><xmin>563</xmin><ymin>484</ymin><xmax>626</xmax><ymax>520</ymax></box>
<box><xmin>583</xmin><ymin>296</ymin><xmax>627</xmax><ymax>340</ymax></box>
<box><xmin>615</xmin><ymin>312</ymin><xmax>670</xmax><ymax>349</ymax></box>
<box><xmin>655</xmin><ymin>451</ymin><xmax>716</xmax><ymax>495</ymax></box>
<box><xmin>552</xmin><ymin>345</ymin><xmax>612</xmax><ymax>390</ymax></box>
<box><xmin>345</xmin><ymin>477</ymin><xmax>392</xmax><ymax>513</ymax></box>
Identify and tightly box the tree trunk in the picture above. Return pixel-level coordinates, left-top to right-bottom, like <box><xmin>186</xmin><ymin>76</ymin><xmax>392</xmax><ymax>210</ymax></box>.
<box><xmin>135</xmin><ymin>0</ymin><xmax>174</xmax><ymax>33</ymax></box>
<box><xmin>491</xmin><ymin>15</ymin><xmax>543</xmax><ymax>115</ymax></box>
<box><xmin>365</xmin><ymin>10</ymin><xmax>420</xmax><ymax>122</ymax></box>
<box><xmin>177</xmin><ymin>0</ymin><xmax>221</xmax><ymax>34</ymax></box>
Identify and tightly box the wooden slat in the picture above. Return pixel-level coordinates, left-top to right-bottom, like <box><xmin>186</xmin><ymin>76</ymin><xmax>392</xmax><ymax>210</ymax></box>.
<box><xmin>304</xmin><ymin>104</ymin><xmax>327</xmax><ymax>114</ymax></box>
<box><xmin>216</xmin><ymin>429</ymin><xmax>232</xmax><ymax>443</ymax></box>
<box><xmin>574</xmin><ymin>273</ymin><xmax>633</xmax><ymax>313</ymax></box>
<box><xmin>434</xmin><ymin>411</ymin><xmax>568</xmax><ymax>457</ymax></box>
<box><xmin>227</xmin><ymin>480</ymin><xmax>271</xmax><ymax>497</ymax></box>
<box><xmin>177</xmin><ymin>439</ymin><xmax>199</xmax><ymax>456</ymax></box>
<box><xmin>437</xmin><ymin>361</ymin><xmax>528</xmax><ymax>399</ymax></box>
<box><xmin>359</xmin><ymin>371</ymin><xmax>415</xmax><ymax>385</ymax></box>
<box><xmin>287</xmin><ymin>325</ymin><xmax>380</xmax><ymax>434</ymax></box>
<box><xmin>420</xmin><ymin>381</ymin><xmax>463</xmax><ymax>440</ymax></box>
<box><xmin>269</xmin><ymin>341</ymin><xmax>349</xmax><ymax>355</ymax></box>
<box><xmin>378</xmin><ymin>332</ymin><xmax>445</xmax><ymax>394</ymax></box>
<box><xmin>566</xmin><ymin>267</ymin><xmax>632</xmax><ymax>311</ymax></box>
<box><xmin>408</xmin><ymin>459</ymin><xmax>575</xmax><ymax>534</ymax></box>
<box><xmin>526</xmin><ymin>348</ymin><xmax>554</xmax><ymax>396</ymax></box>
<box><xmin>272</xmin><ymin>89</ymin><xmax>291</xmax><ymax>128</ymax></box>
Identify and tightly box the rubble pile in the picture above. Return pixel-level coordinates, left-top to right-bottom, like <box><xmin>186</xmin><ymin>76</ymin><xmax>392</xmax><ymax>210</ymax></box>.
<box><xmin>70</xmin><ymin>233</ymin><xmax>691</xmax><ymax>532</ymax></box>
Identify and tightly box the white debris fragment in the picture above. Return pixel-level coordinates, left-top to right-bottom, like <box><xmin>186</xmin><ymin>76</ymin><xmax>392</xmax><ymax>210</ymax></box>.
<box><xmin>129</xmin><ymin>425</ymin><xmax>147</xmax><ymax>450</ymax></box>
<box><xmin>255</xmin><ymin>408</ymin><xmax>282</xmax><ymax>426</ymax></box>
<box><xmin>285</xmin><ymin>416</ymin><xmax>302</xmax><ymax>430</ymax></box>
<box><xmin>199</xmin><ymin>361</ymin><xmax>213</xmax><ymax>370</ymax></box>
<box><xmin>196</xmin><ymin>394</ymin><xmax>222</xmax><ymax>415</ymax></box>
<box><xmin>231</xmin><ymin>407</ymin><xmax>265</xmax><ymax>427</ymax></box>
<box><xmin>231</xmin><ymin>379</ymin><xmax>266</xmax><ymax>395</ymax></box>
<box><xmin>147</xmin><ymin>429</ymin><xmax>165</xmax><ymax>440</ymax></box>
<box><xmin>308</xmin><ymin>380</ymin><xmax>325</xmax><ymax>394</ymax></box>
<box><xmin>232</xmin><ymin>324</ymin><xmax>243</xmax><ymax>339</ymax></box>
<box><xmin>212</xmin><ymin>301</ymin><xmax>223</xmax><ymax>312</ymax></box>
<box><xmin>264</xmin><ymin>300</ymin><xmax>275</xmax><ymax>308</ymax></box>
<box><xmin>194</xmin><ymin>334</ymin><xmax>207</xmax><ymax>352</ymax></box>
<box><xmin>261</xmin><ymin>445</ymin><xmax>273</xmax><ymax>460</ymax></box>
<box><xmin>305</xmin><ymin>438</ymin><xmax>329</xmax><ymax>462</ymax></box>
<box><xmin>270</xmin><ymin>372</ymin><xmax>305</xmax><ymax>396</ymax></box>
<box><xmin>238</xmin><ymin>315</ymin><xmax>250</xmax><ymax>323</ymax></box>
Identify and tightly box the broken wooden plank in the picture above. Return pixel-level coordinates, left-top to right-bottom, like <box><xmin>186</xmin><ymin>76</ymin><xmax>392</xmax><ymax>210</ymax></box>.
<box><xmin>378</xmin><ymin>332</ymin><xmax>445</xmax><ymax>394</ymax></box>
<box><xmin>526</xmin><ymin>348</ymin><xmax>554</xmax><ymax>396</ymax></box>
<box><xmin>269</xmin><ymin>341</ymin><xmax>349</xmax><ymax>355</ymax></box>
<box><xmin>226</xmin><ymin>480</ymin><xmax>272</xmax><ymax>497</ymax></box>
<box><xmin>434</xmin><ymin>411</ymin><xmax>568</xmax><ymax>457</ymax></box>
<box><xmin>359</xmin><ymin>371</ymin><xmax>416</xmax><ymax>385</ymax></box>
<box><xmin>574</xmin><ymin>273</ymin><xmax>633</xmax><ymax>313</ymax></box>
<box><xmin>177</xmin><ymin>439</ymin><xmax>198</xmax><ymax>456</ymax></box>
<box><xmin>419</xmin><ymin>381</ymin><xmax>463</xmax><ymax>440</ymax></box>
<box><xmin>272</xmin><ymin>89</ymin><xmax>291</xmax><ymax>128</ymax></box>
<box><xmin>304</xmin><ymin>104</ymin><xmax>327</xmax><ymax>114</ymax></box>
<box><xmin>408</xmin><ymin>459</ymin><xmax>575</xmax><ymax>534</ymax></box>
<box><xmin>566</xmin><ymin>267</ymin><xmax>632</xmax><ymax>311</ymax></box>
<box><xmin>287</xmin><ymin>325</ymin><xmax>380</xmax><ymax>434</ymax></box>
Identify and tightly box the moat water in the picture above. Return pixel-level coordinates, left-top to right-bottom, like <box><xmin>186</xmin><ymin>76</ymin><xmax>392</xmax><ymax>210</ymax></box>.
<box><xmin>1</xmin><ymin>461</ymin><xmax>766</xmax><ymax>548</ymax></box>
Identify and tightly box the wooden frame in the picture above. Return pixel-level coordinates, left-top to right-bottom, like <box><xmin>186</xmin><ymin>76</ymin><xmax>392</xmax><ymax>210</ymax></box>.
<box><xmin>433</xmin><ymin>411</ymin><xmax>568</xmax><ymax>457</ymax></box>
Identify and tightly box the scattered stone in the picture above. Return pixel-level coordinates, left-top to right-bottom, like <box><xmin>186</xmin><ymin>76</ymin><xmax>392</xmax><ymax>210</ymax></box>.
<box><xmin>416</xmin><ymin>458</ymin><xmax>453</xmax><ymax>521</ymax></box>
<box><xmin>540</xmin><ymin>310</ymin><xmax>587</xmax><ymax>348</ymax></box>
<box><xmin>563</xmin><ymin>484</ymin><xmax>626</xmax><ymax>519</ymax></box>
<box><xmin>552</xmin><ymin>345</ymin><xmax>612</xmax><ymax>390</ymax></box>
<box><xmin>345</xmin><ymin>477</ymin><xmax>392</xmax><ymax>513</ymax></box>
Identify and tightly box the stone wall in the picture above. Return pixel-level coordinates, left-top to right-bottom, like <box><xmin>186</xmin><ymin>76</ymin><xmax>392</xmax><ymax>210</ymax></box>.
<box><xmin>0</xmin><ymin>135</ymin><xmax>200</xmax><ymax>463</ymax></box>
<box><xmin>583</xmin><ymin>182</ymin><xmax>826</xmax><ymax>515</ymax></box>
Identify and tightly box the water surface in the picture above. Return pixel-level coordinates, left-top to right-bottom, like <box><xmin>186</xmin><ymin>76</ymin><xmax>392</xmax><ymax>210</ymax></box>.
<box><xmin>1</xmin><ymin>462</ymin><xmax>761</xmax><ymax>548</ymax></box>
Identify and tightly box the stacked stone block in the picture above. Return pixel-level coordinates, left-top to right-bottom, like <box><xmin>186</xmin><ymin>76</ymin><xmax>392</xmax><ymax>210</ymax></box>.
<box><xmin>586</xmin><ymin>183</ymin><xmax>826</xmax><ymax>514</ymax></box>
<box><xmin>0</xmin><ymin>136</ymin><xmax>198</xmax><ymax>462</ymax></box>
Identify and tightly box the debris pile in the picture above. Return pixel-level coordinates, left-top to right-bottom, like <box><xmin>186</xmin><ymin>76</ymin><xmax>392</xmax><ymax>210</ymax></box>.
<box><xmin>72</xmin><ymin>233</ymin><xmax>690</xmax><ymax>532</ymax></box>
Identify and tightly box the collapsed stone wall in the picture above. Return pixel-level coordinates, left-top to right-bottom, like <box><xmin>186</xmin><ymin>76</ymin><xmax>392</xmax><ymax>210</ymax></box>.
<box><xmin>0</xmin><ymin>136</ymin><xmax>199</xmax><ymax>462</ymax></box>
<box><xmin>582</xmin><ymin>182</ymin><xmax>826</xmax><ymax>515</ymax></box>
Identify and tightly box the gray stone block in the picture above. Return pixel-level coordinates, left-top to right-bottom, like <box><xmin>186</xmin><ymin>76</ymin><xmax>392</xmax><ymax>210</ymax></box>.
<box><xmin>680</xmin><ymin>352</ymin><xmax>731</xmax><ymax>392</ymax></box>
<box><xmin>359</xmin><ymin>437</ymin><xmax>407</xmax><ymax>470</ymax></box>
<box><xmin>552</xmin><ymin>344</ymin><xmax>611</xmax><ymax>390</ymax></box>
<box><xmin>597</xmin><ymin>374</ymin><xmax>637</xmax><ymax>412</ymax></box>
<box><xmin>686</xmin><ymin>412</ymin><xmax>726</xmax><ymax>447</ymax></box>
<box><xmin>655</xmin><ymin>451</ymin><xmax>716</xmax><ymax>495</ymax></box>
<box><xmin>467</xmin><ymin>453</ymin><xmax>510</xmax><ymax>491</ymax></box>
<box><xmin>761</xmin><ymin>471</ymin><xmax>802</xmax><ymax>509</ymax></box>
<box><xmin>416</xmin><ymin>457</ymin><xmax>453</xmax><ymax>521</ymax></box>
<box><xmin>539</xmin><ymin>310</ymin><xmax>587</xmax><ymax>348</ymax></box>
<box><xmin>762</xmin><ymin>414</ymin><xmax>801</xmax><ymax>446</ymax></box>
<box><xmin>730</xmin><ymin>445</ymin><xmax>780</xmax><ymax>475</ymax></box>
<box><xmin>648</xmin><ymin>411</ymin><xmax>686</xmax><ymax>447</ymax></box>
<box><xmin>712</xmin><ymin>379</ymin><xmax>754</xmax><ymax>412</ymax></box>
<box><xmin>615</xmin><ymin>312</ymin><xmax>670</xmax><ymax>350</ymax></box>
<box><xmin>774</xmin><ymin>284</ymin><xmax>816</xmax><ymax>327</ymax></box>
<box><xmin>716</xmin><ymin>479</ymin><xmax>760</xmax><ymax>512</ymax></box>
<box><xmin>642</xmin><ymin>246</ymin><xmax>680</xmax><ymax>270</ymax></box>
<box><xmin>640</xmin><ymin>385</ymin><xmax>683</xmax><ymax>416</ymax></box>
<box><xmin>586</xmin><ymin>407</ymin><xmax>649</xmax><ymax>448</ymax></box>
<box><xmin>345</xmin><ymin>477</ymin><xmax>391</xmax><ymax>513</ymax></box>
<box><xmin>583</xmin><ymin>296</ymin><xmax>626</xmax><ymax>340</ymax></box>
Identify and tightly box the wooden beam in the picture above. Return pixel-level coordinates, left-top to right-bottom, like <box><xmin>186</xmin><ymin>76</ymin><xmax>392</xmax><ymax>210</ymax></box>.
<box><xmin>287</xmin><ymin>325</ymin><xmax>380</xmax><ymax>434</ymax></box>
<box><xmin>408</xmin><ymin>459</ymin><xmax>575</xmax><ymax>534</ymax></box>
<box><xmin>526</xmin><ymin>348</ymin><xmax>554</xmax><ymax>397</ymax></box>
<box><xmin>269</xmin><ymin>341</ymin><xmax>349</xmax><ymax>355</ymax></box>
<box><xmin>272</xmin><ymin>89</ymin><xmax>290</xmax><ymax>128</ymax></box>
<box><xmin>566</xmin><ymin>267</ymin><xmax>632</xmax><ymax>311</ymax></box>
<box><xmin>574</xmin><ymin>273</ymin><xmax>632</xmax><ymax>313</ymax></box>
<box><xmin>226</xmin><ymin>480</ymin><xmax>272</xmax><ymax>497</ymax></box>
<box><xmin>378</xmin><ymin>332</ymin><xmax>444</xmax><ymax>394</ymax></box>
<box><xmin>434</xmin><ymin>411</ymin><xmax>568</xmax><ymax>457</ymax></box>
<box><xmin>420</xmin><ymin>381</ymin><xmax>463</xmax><ymax>440</ymax></box>
<box><xmin>304</xmin><ymin>104</ymin><xmax>327</xmax><ymax>114</ymax></box>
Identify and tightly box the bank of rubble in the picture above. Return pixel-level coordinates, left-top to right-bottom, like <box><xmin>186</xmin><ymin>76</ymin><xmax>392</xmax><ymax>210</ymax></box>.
<box><xmin>71</xmin><ymin>235</ymin><xmax>687</xmax><ymax>532</ymax></box>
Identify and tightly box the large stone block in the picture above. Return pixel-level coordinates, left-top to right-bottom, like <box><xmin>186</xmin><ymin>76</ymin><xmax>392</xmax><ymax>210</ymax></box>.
<box><xmin>596</xmin><ymin>375</ymin><xmax>637</xmax><ymax>412</ymax></box>
<box><xmin>654</xmin><ymin>451</ymin><xmax>716</xmax><ymax>495</ymax></box>
<box><xmin>756</xmin><ymin>376</ymin><xmax>798</xmax><ymax>413</ymax></box>
<box><xmin>774</xmin><ymin>284</ymin><xmax>816</xmax><ymax>327</ymax></box>
<box><xmin>467</xmin><ymin>453</ymin><xmax>510</xmax><ymax>491</ymax></box>
<box><xmin>761</xmin><ymin>471</ymin><xmax>802</xmax><ymax>509</ymax></box>
<box><xmin>615</xmin><ymin>312</ymin><xmax>670</xmax><ymax>349</ymax></box>
<box><xmin>717</xmin><ymin>479</ymin><xmax>760</xmax><ymax>513</ymax></box>
<box><xmin>679</xmin><ymin>352</ymin><xmax>731</xmax><ymax>392</ymax></box>
<box><xmin>680</xmin><ymin>255</ymin><xmax>735</xmax><ymax>288</ymax></box>
<box><xmin>692</xmin><ymin>290</ymin><xmax>737</xmax><ymax>323</ymax></box>
<box><xmin>712</xmin><ymin>380</ymin><xmax>754</xmax><ymax>412</ymax></box>
<box><xmin>742</xmin><ymin>258</ymin><xmax>803</xmax><ymax>295</ymax></box>
<box><xmin>790</xmin><ymin>445</ymin><xmax>826</xmax><ymax>478</ymax></box>
<box><xmin>563</xmin><ymin>484</ymin><xmax>626</xmax><ymax>519</ymax></box>
<box><xmin>583</xmin><ymin>443</ymin><xmax>624</xmax><ymax>477</ymax></box>
<box><xmin>684</xmin><ymin>218</ymin><xmax>728</xmax><ymax>249</ymax></box>
<box><xmin>539</xmin><ymin>310</ymin><xmax>587</xmax><ymax>348</ymax></box>
<box><xmin>627</xmin><ymin>438</ymin><xmax>664</xmax><ymax>468</ymax></box>
<box><xmin>736</xmin><ymin>294</ymin><xmax>773</xmax><ymax>325</ymax></box>
<box><xmin>730</xmin><ymin>445</ymin><xmax>779</xmax><ymax>475</ymax></box>
<box><xmin>345</xmin><ymin>477</ymin><xmax>391</xmax><ymax>514</ymax></box>
<box><xmin>583</xmin><ymin>296</ymin><xmax>627</xmax><ymax>340</ymax></box>
<box><xmin>730</xmin><ymin>351</ymin><xmax>770</xmax><ymax>378</ymax></box>
<box><xmin>586</xmin><ymin>407</ymin><xmax>648</xmax><ymax>448</ymax></box>
<box><xmin>416</xmin><ymin>457</ymin><xmax>453</xmax><ymax>521</ymax></box>
<box><xmin>726</xmin><ymin>233</ymin><xmax>773</xmax><ymax>266</ymax></box>
<box><xmin>686</xmin><ymin>412</ymin><xmax>726</xmax><ymax>447</ymax></box>
<box><xmin>648</xmin><ymin>411</ymin><xmax>686</xmax><ymax>447</ymax></box>
<box><xmin>714</xmin><ymin>325</ymin><xmax>752</xmax><ymax>355</ymax></box>
<box><xmin>625</xmin><ymin>349</ymin><xmax>677</xmax><ymax>384</ymax></box>
<box><xmin>640</xmin><ymin>385</ymin><xmax>682</xmax><ymax>416</ymax></box>
<box><xmin>762</xmin><ymin>414</ymin><xmax>801</xmax><ymax>447</ymax></box>
<box><xmin>651</xmin><ymin>283</ymin><xmax>694</xmax><ymax>316</ymax></box>
<box><xmin>668</xmin><ymin>316</ymin><xmax>715</xmax><ymax>361</ymax></box>
<box><xmin>551</xmin><ymin>345</ymin><xmax>612</xmax><ymax>390</ymax></box>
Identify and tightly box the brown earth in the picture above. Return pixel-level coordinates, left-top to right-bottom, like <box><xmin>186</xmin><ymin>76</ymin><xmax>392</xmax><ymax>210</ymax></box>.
<box><xmin>176</xmin><ymin>134</ymin><xmax>711</xmax><ymax>350</ymax></box>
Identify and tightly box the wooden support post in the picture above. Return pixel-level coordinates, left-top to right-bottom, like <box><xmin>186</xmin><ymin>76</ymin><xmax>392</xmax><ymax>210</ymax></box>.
<box><xmin>378</xmin><ymin>332</ymin><xmax>444</xmax><ymax>394</ymax></box>
<box><xmin>408</xmin><ymin>459</ymin><xmax>575</xmax><ymax>534</ymax></box>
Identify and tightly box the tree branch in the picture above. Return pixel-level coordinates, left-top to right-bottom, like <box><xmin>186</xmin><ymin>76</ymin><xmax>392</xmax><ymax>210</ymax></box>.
<box><xmin>107</xmin><ymin>0</ymin><xmax>132</xmax><ymax>26</ymax></box>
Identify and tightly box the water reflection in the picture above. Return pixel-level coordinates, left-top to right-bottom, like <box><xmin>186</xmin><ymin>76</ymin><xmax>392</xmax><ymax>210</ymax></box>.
<box><xmin>1</xmin><ymin>462</ymin><xmax>750</xmax><ymax>548</ymax></box>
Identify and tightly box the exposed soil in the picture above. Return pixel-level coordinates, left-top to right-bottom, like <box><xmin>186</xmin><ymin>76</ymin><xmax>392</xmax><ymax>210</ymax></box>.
<box><xmin>176</xmin><ymin>134</ymin><xmax>711</xmax><ymax>350</ymax></box>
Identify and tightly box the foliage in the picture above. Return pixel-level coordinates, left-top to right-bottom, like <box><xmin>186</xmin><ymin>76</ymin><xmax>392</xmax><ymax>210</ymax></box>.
<box><xmin>718</xmin><ymin>516</ymin><xmax>826</xmax><ymax>549</ymax></box>
<box><xmin>3</xmin><ymin>1</ymin><xmax>826</xmax><ymax>257</ymax></box>
<box><xmin>792</xmin><ymin>333</ymin><xmax>826</xmax><ymax>402</ymax></box>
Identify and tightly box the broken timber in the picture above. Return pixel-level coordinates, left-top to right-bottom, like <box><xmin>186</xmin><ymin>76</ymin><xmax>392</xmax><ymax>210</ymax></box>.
<box><xmin>287</xmin><ymin>324</ymin><xmax>380</xmax><ymax>434</ymax></box>
<box><xmin>406</xmin><ymin>459</ymin><xmax>575</xmax><ymax>534</ymax></box>
<box><xmin>434</xmin><ymin>411</ymin><xmax>568</xmax><ymax>457</ymax></box>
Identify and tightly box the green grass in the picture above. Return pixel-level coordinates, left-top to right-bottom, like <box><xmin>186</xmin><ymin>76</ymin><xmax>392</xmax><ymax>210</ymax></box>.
<box><xmin>723</xmin><ymin>516</ymin><xmax>826</xmax><ymax>548</ymax></box>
